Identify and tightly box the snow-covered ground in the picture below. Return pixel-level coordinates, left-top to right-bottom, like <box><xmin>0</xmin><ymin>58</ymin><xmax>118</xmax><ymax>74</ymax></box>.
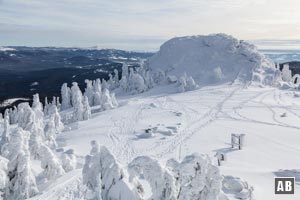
<box><xmin>36</xmin><ymin>82</ymin><xmax>300</xmax><ymax>200</ymax></box>
<box><xmin>2</xmin><ymin>34</ymin><xmax>299</xmax><ymax>199</ymax></box>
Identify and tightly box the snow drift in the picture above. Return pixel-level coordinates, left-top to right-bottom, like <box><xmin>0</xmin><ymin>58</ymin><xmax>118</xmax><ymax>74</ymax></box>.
<box><xmin>148</xmin><ymin>34</ymin><xmax>281</xmax><ymax>86</ymax></box>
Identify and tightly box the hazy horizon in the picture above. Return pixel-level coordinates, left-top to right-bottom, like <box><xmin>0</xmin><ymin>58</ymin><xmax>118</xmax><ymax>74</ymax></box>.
<box><xmin>1</xmin><ymin>0</ymin><xmax>300</xmax><ymax>51</ymax></box>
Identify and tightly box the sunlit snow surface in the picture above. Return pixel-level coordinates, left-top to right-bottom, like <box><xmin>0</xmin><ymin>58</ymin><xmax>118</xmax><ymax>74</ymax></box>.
<box><xmin>29</xmin><ymin>83</ymin><xmax>300</xmax><ymax>200</ymax></box>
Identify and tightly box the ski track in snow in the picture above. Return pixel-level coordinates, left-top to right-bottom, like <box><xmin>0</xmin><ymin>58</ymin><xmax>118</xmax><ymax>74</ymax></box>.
<box><xmin>50</xmin><ymin>84</ymin><xmax>300</xmax><ymax>200</ymax></box>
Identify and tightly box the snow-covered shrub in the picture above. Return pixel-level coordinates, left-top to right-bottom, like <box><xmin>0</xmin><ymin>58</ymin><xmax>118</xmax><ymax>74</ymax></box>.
<box><xmin>222</xmin><ymin>176</ymin><xmax>253</xmax><ymax>200</ymax></box>
<box><xmin>40</xmin><ymin>144</ymin><xmax>65</xmax><ymax>180</ymax></box>
<box><xmin>128</xmin><ymin>156</ymin><xmax>178</xmax><ymax>200</ymax></box>
<box><xmin>167</xmin><ymin>75</ymin><xmax>178</xmax><ymax>84</ymax></box>
<box><xmin>4</xmin><ymin>128</ymin><xmax>38</xmax><ymax>200</ymax></box>
<box><xmin>167</xmin><ymin>153</ymin><xmax>223</xmax><ymax>200</ymax></box>
<box><xmin>61</xmin><ymin>149</ymin><xmax>77</xmax><ymax>172</ymax></box>
<box><xmin>152</xmin><ymin>69</ymin><xmax>166</xmax><ymax>84</ymax></box>
<box><xmin>61</xmin><ymin>83</ymin><xmax>72</xmax><ymax>110</ymax></box>
<box><xmin>178</xmin><ymin>74</ymin><xmax>198</xmax><ymax>92</ymax></box>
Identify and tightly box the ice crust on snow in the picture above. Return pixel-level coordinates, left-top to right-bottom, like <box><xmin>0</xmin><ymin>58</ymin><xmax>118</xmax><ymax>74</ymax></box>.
<box><xmin>149</xmin><ymin>34</ymin><xmax>280</xmax><ymax>86</ymax></box>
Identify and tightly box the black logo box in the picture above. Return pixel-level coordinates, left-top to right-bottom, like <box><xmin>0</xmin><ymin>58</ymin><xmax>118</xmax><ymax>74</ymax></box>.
<box><xmin>275</xmin><ymin>177</ymin><xmax>295</xmax><ymax>194</ymax></box>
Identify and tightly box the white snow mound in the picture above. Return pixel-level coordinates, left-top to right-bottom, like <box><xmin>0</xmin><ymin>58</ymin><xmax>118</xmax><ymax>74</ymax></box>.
<box><xmin>148</xmin><ymin>34</ymin><xmax>281</xmax><ymax>86</ymax></box>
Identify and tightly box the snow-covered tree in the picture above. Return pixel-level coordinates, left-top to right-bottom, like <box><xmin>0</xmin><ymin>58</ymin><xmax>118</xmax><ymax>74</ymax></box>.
<box><xmin>71</xmin><ymin>82</ymin><xmax>84</xmax><ymax>121</ymax></box>
<box><xmin>121</xmin><ymin>63</ymin><xmax>129</xmax><ymax>79</ymax></box>
<box><xmin>101</xmin><ymin>89</ymin><xmax>117</xmax><ymax>111</ymax></box>
<box><xmin>83</xmin><ymin>155</ymin><xmax>102</xmax><ymax>200</ymax></box>
<box><xmin>39</xmin><ymin>144</ymin><xmax>65</xmax><ymax>180</ymax></box>
<box><xmin>120</xmin><ymin>76</ymin><xmax>128</xmax><ymax>92</ymax></box>
<box><xmin>44</xmin><ymin>97</ymin><xmax>50</xmax><ymax>115</ymax></box>
<box><xmin>82</xmin><ymin>144</ymin><xmax>142</xmax><ymax>200</ymax></box>
<box><xmin>108</xmin><ymin>73</ymin><xmax>114</xmax><ymax>90</ymax></box>
<box><xmin>178</xmin><ymin>75</ymin><xmax>187</xmax><ymax>92</ymax></box>
<box><xmin>16</xmin><ymin>103</ymin><xmax>44</xmax><ymax>158</ymax></box>
<box><xmin>166</xmin><ymin>153</ymin><xmax>223</xmax><ymax>200</ymax></box>
<box><xmin>61</xmin><ymin>83</ymin><xmax>72</xmax><ymax>110</ymax></box>
<box><xmin>31</xmin><ymin>94</ymin><xmax>44</xmax><ymax>133</ymax></box>
<box><xmin>32</xmin><ymin>94</ymin><xmax>43</xmax><ymax>113</ymax></box>
<box><xmin>102</xmin><ymin>79</ymin><xmax>108</xmax><ymax>91</ymax></box>
<box><xmin>44</xmin><ymin>116</ymin><xmax>58</xmax><ymax>149</ymax></box>
<box><xmin>113</xmin><ymin>69</ymin><xmax>120</xmax><ymax>88</ymax></box>
<box><xmin>83</xmin><ymin>96</ymin><xmax>92</xmax><ymax>120</ymax></box>
<box><xmin>9</xmin><ymin>107</ymin><xmax>18</xmax><ymax>125</ymax></box>
<box><xmin>61</xmin><ymin>149</ymin><xmax>77</xmax><ymax>172</ymax></box>
<box><xmin>4</xmin><ymin>128</ymin><xmax>38</xmax><ymax>200</ymax></box>
<box><xmin>93</xmin><ymin>79</ymin><xmax>102</xmax><ymax>106</ymax></box>
<box><xmin>85</xmin><ymin>80</ymin><xmax>95</xmax><ymax>106</ymax></box>
<box><xmin>128</xmin><ymin>70</ymin><xmax>147</xmax><ymax>94</ymax></box>
<box><xmin>213</xmin><ymin>67</ymin><xmax>224</xmax><ymax>82</ymax></box>
<box><xmin>0</xmin><ymin>156</ymin><xmax>8</xmax><ymax>199</ymax></box>
<box><xmin>178</xmin><ymin>74</ymin><xmax>198</xmax><ymax>92</ymax></box>
<box><xmin>0</xmin><ymin>115</ymin><xmax>10</xmax><ymax>152</ymax></box>
<box><xmin>90</xmin><ymin>140</ymin><xmax>99</xmax><ymax>156</ymax></box>
<box><xmin>128</xmin><ymin>156</ymin><xmax>178</xmax><ymax>200</ymax></box>
<box><xmin>153</xmin><ymin>69</ymin><xmax>166</xmax><ymax>84</ymax></box>
<box><xmin>48</xmin><ymin>105</ymin><xmax>64</xmax><ymax>133</ymax></box>
<box><xmin>282</xmin><ymin>64</ymin><xmax>292</xmax><ymax>82</ymax></box>
<box><xmin>56</xmin><ymin>97</ymin><xmax>61</xmax><ymax>111</ymax></box>
<box><xmin>186</xmin><ymin>76</ymin><xmax>198</xmax><ymax>91</ymax></box>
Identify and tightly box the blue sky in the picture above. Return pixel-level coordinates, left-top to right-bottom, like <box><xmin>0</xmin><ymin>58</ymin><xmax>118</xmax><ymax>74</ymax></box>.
<box><xmin>1</xmin><ymin>0</ymin><xmax>300</xmax><ymax>51</ymax></box>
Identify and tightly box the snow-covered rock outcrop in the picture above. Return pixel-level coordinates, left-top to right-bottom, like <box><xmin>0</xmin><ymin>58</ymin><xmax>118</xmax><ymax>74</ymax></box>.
<box><xmin>149</xmin><ymin>34</ymin><xmax>281</xmax><ymax>86</ymax></box>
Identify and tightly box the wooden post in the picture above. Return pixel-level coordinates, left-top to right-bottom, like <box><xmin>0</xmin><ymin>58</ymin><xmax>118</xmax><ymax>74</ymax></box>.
<box><xmin>239</xmin><ymin>134</ymin><xmax>245</xmax><ymax>150</ymax></box>
<box><xmin>231</xmin><ymin>134</ymin><xmax>236</xmax><ymax>148</ymax></box>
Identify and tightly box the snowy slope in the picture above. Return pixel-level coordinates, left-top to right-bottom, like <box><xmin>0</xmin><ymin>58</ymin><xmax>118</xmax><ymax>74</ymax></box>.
<box><xmin>148</xmin><ymin>34</ymin><xmax>280</xmax><ymax>86</ymax></box>
<box><xmin>32</xmin><ymin>83</ymin><xmax>300</xmax><ymax>200</ymax></box>
<box><xmin>26</xmin><ymin>35</ymin><xmax>300</xmax><ymax>200</ymax></box>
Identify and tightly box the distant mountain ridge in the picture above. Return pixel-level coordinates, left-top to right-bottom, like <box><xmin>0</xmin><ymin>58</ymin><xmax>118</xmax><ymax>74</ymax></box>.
<box><xmin>0</xmin><ymin>47</ymin><xmax>154</xmax><ymax>113</ymax></box>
